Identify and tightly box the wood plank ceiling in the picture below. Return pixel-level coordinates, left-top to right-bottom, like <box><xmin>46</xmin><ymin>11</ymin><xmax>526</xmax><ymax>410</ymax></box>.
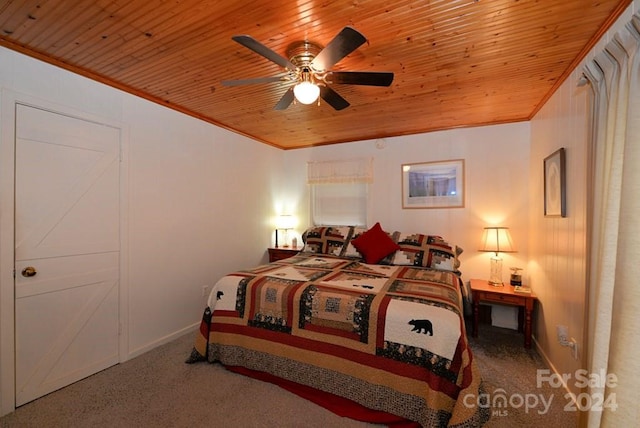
<box><xmin>0</xmin><ymin>0</ymin><xmax>631</xmax><ymax>149</ymax></box>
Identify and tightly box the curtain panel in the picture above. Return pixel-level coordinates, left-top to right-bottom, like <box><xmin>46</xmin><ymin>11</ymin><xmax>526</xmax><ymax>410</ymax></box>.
<box><xmin>583</xmin><ymin>12</ymin><xmax>640</xmax><ymax>428</ymax></box>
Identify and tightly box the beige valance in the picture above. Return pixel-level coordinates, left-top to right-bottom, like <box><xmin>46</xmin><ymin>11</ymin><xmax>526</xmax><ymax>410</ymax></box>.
<box><xmin>307</xmin><ymin>157</ymin><xmax>373</xmax><ymax>184</ymax></box>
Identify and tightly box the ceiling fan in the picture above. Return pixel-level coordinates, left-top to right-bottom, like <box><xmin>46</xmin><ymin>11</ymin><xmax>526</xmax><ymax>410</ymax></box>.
<box><xmin>222</xmin><ymin>26</ymin><xmax>394</xmax><ymax>111</ymax></box>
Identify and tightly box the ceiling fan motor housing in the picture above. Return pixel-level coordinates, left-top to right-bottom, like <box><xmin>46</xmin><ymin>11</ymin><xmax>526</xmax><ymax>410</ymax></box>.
<box><xmin>287</xmin><ymin>41</ymin><xmax>323</xmax><ymax>69</ymax></box>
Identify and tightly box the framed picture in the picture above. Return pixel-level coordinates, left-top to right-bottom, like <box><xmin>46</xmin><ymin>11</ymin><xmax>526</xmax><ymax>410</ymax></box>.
<box><xmin>544</xmin><ymin>148</ymin><xmax>566</xmax><ymax>217</ymax></box>
<box><xmin>402</xmin><ymin>159</ymin><xmax>465</xmax><ymax>209</ymax></box>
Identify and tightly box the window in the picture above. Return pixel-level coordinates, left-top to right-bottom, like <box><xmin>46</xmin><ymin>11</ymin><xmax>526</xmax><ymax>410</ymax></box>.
<box><xmin>307</xmin><ymin>158</ymin><xmax>372</xmax><ymax>227</ymax></box>
<box><xmin>311</xmin><ymin>182</ymin><xmax>368</xmax><ymax>226</ymax></box>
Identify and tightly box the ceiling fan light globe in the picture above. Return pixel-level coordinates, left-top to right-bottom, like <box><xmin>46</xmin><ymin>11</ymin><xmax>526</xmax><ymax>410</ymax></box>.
<box><xmin>293</xmin><ymin>82</ymin><xmax>320</xmax><ymax>104</ymax></box>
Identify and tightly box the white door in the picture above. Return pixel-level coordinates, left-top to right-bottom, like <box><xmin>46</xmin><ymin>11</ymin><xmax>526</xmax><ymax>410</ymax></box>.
<box><xmin>14</xmin><ymin>104</ymin><xmax>121</xmax><ymax>406</ymax></box>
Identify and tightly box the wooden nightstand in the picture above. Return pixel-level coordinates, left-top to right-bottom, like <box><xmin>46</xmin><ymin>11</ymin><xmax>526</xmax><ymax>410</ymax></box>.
<box><xmin>470</xmin><ymin>279</ymin><xmax>537</xmax><ymax>349</ymax></box>
<box><xmin>267</xmin><ymin>247</ymin><xmax>302</xmax><ymax>262</ymax></box>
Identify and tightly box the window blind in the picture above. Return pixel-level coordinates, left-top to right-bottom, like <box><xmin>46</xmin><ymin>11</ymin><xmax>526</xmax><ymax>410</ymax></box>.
<box><xmin>308</xmin><ymin>158</ymin><xmax>372</xmax><ymax>226</ymax></box>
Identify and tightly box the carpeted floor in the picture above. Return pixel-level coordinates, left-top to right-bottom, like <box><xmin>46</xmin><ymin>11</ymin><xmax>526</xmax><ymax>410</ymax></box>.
<box><xmin>0</xmin><ymin>324</ymin><xmax>576</xmax><ymax>427</ymax></box>
<box><xmin>468</xmin><ymin>325</ymin><xmax>577</xmax><ymax>427</ymax></box>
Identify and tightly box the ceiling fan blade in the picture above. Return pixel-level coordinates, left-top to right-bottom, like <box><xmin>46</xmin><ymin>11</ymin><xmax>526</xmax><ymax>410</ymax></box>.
<box><xmin>310</xmin><ymin>27</ymin><xmax>367</xmax><ymax>71</ymax></box>
<box><xmin>222</xmin><ymin>75</ymin><xmax>289</xmax><ymax>86</ymax></box>
<box><xmin>320</xmin><ymin>86</ymin><xmax>350</xmax><ymax>110</ymax></box>
<box><xmin>232</xmin><ymin>35</ymin><xmax>297</xmax><ymax>71</ymax></box>
<box><xmin>274</xmin><ymin>87</ymin><xmax>295</xmax><ymax>110</ymax></box>
<box><xmin>328</xmin><ymin>71</ymin><xmax>394</xmax><ymax>87</ymax></box>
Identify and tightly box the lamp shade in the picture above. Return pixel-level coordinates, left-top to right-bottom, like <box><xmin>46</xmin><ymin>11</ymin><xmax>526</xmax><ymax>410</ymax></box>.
<box><xmin>479</xmin><ymin>227</ymin><xmax>516</xmax><ymax>255</ymax></box>
<box><xmin>276</xmin><ymin>214</ymin><xmax>295</xmax><ymax>230</ymax></box>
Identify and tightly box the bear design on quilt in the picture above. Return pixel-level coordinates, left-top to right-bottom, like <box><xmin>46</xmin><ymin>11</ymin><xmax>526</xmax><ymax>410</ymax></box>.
<box><xmin>408</xmin><ymin>319</ymin><xmax>433</xmax><ymax>336</ymax></box>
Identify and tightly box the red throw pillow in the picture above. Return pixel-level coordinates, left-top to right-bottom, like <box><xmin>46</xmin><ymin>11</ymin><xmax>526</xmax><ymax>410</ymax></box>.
<box><xmin>351</xmin><ymin>222</ymin><xmax>400</xmax><ymax>264</ymax></box>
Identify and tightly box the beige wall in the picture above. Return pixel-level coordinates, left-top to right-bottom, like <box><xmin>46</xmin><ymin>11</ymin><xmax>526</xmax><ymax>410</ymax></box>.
<box><xmin>528</xmin><ymin>70</ymin><xmax>590</xmax><ymax>391</ymax></box>
<box><xmin>282</xmin><ymin>122</ymin><xmax>531</xmax><ymax>289</ymax></box>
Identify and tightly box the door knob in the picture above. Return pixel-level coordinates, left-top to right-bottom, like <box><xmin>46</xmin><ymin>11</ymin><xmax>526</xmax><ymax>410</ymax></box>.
<box><xmin>21</xmin><ymin>266</ymin><xmax>37</xmax><ymax>277</ymax></box>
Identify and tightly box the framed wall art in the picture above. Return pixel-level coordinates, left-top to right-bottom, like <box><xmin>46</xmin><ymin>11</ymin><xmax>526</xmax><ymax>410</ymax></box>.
<box><xmin>543</xmin><ymin>148</ymin><xmax>566</xmax><ymax>217</ymax></box>
<box><xmin>401</xmin><ymin>159</ymin><xmax>465</xmax><ymax>209</ymax></box>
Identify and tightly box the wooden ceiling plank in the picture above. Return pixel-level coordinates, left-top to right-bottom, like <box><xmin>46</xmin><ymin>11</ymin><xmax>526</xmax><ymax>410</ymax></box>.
<box><xmin>0</xmin><ymin>0</ymin><xmax>58</xmax><ymax>39</ymax></box>
<box><xmin>24</xmin><ymin>1</ymin><xmax>94</xmax><ymax>48</ymax></box>
<box><xmin>56</xmin><ymin>1</ymin><xmax>162</xmax><ymax>62</ymax></box>
<box><xmin>79</xmin><ymin>1</ymin><xmax>250</xmax><ymax>69</ymax></box>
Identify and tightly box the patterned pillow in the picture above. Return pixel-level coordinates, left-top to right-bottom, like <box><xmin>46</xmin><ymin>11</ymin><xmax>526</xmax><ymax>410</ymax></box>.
<box><xmin>342</xmin><ymin>226</ymin><xmax>368</xmax><ymax>258</ymax></box>
<box><xmin>389</xmin><ymin>232</ymin><xmax>462</xmax><ymax>272</ymax></box>
<box><xmin>302</xmin><ymin>226</ymin><xmax>352</xmax><ymax>256</ymax></box>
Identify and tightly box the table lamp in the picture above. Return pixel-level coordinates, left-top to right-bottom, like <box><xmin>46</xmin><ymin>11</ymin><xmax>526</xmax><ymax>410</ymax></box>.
<box><xmin>276</xmin><ymin>215</ymin><xmax>295</xmax><ymax>248</ymax></box>
<box><xmin>479</xmin><ymin>227</ymin><xmax>516</xmax><ymax>286</ymax></box>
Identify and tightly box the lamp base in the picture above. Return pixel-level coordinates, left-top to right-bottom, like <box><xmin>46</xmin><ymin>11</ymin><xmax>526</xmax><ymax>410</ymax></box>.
<box><xmin>488</xmin><ymin>256</ymin><xmax>503</xmax><ymax>286</ymax></box>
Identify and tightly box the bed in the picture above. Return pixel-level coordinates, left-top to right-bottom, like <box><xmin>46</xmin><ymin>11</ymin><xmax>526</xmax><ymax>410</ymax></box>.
<box><xmin>186</xmin><ymin>224</ymin><xmax>490</xmax><ymax>427</ymax></box>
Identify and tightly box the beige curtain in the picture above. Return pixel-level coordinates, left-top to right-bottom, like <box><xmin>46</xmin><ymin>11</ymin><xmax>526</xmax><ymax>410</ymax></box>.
<box><xmin>583</xmin><ymin>13</ymin><xmax>640</xmax><ymax>427</ymax></box>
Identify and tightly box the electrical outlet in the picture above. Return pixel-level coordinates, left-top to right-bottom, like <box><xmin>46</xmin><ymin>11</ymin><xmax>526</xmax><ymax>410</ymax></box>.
<box><xmin>557</xmin><ymin>325</ymin><xmax>569</xmax><ymax>343</ymax></box>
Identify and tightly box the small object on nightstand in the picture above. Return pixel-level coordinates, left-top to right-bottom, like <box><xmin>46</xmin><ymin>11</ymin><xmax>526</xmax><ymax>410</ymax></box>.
<box><xmin>510</xmin><ymin>267</ymin><xmax>523</xmax><ymax>286</ymax></box>
<box><xmin>513</xmin><ymin>286</ymin><xmax>531</xmax><ymax>294</ymax></box>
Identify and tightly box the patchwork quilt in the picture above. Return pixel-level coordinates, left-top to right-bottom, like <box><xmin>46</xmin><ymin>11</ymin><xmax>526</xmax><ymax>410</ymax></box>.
<box><xmin>188</xmin><ymin>253</ymin><xmax>488</xmax><ymax>427</ymax></box>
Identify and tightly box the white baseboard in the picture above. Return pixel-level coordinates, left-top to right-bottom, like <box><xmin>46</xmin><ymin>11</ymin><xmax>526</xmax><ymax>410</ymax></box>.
<box><xmin>125</xmin><ymin>322</ymin><xmax>199</xmax><ymax>361</ymax></box>
<box><xmin>532</xmin><ymin>336</ymin><xmax>578</xmax><ymax>404</ymax></box>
